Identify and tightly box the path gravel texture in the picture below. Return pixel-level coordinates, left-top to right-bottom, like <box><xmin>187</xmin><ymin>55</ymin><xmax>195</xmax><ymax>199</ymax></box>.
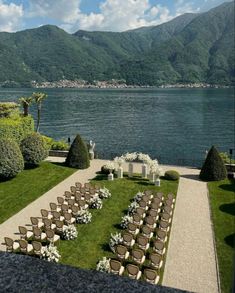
<box><xmin>0</xmin><ymin>158</ymin><xmax>219</xmax><ymax>293</ymax></box>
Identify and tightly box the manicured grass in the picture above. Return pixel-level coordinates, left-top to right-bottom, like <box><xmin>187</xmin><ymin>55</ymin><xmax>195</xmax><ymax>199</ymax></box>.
<box><xmin>58</xmin><ymin>174</ymin><xmax>178</xmax><ymax>271</ymax></box>
<box><xmin>0</xmin><ymin>162</ymin><xmax>76</xmax><ymax>224</ymax></box>
<box><xmin>208</xmin><ymin>179</ymin><xmax>235</xmax><ymax>293</ymax></box>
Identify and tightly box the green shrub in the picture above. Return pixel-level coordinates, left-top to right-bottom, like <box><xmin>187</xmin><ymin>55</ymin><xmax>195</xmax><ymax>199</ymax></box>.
<box><xmin>101</xmin><ymin>165</ymin><xmax>115</xmax><ymax>175</ymax></box>
<box><xmin>0</xmin><ymin>139</ymin><xmax>24</xmax><ymax>179</ymax></box>
<box><xmin>0</xmin><ymin>115</ymin><xmax>34</xmax><ymax>143</ymax></box>
<box><xmin>219</xmin><ymin>152</ymin><xmax>235</xmax><ymax>164</ymax></box>
<box><xmin>20</xmin><ymin>133</ymin><xmax>48</xmax><ymax>167</ymax></box>
<box><xmin>65</xmin><ymin>134</ymin><xmax>90</xmax><ymax>169</ymax></box>
<box><xmin>51</xmin><ymin>140</ymin><xmax>69</xmax><ymax>151</ymax></box>
<box><xmin>0</xmin><ymin>102</ymin><xmax>19</xmax><ymax>118</ymax></box>
<box><xmin>200</xmin><ymin>146</ymin><xmax>227</xmax><ymax>181</ymax></box>
<box><xmin>164</xmin><ymin>170</ymin><xmax>180</xmax><ymax>181</ymax></box>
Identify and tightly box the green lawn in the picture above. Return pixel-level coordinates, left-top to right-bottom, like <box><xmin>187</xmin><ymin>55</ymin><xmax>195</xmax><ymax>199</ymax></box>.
<box><xmin>208</xmin><ymin>179</ymin><xmax>235</xmax><ymax>293</ymax></box>
<box><xmin>0</xmin><ymin>162</ymin><xmax>76</xmax><ymax>224</ymax></box>
<box><xmin>58</xmin><ymin>174</ymin><xmax>178</xmax><ymax>271</ymax></box>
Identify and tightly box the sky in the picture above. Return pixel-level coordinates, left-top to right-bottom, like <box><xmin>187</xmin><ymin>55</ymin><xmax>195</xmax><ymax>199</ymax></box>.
<box><xmin>0</xmin><ymin>0</ymin><xmax>230</xmax><ymax>33</ymax></box>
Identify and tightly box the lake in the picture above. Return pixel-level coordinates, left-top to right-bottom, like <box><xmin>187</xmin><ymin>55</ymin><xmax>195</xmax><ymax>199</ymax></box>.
<box><xmin>0</xmin><ymin>87</ymin><xmax>234</xmax><ymax>166</ymax></box>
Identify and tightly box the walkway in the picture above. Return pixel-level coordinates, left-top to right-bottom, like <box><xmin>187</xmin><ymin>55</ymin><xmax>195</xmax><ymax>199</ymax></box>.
<box><xmin>0</xmin><ymin>159</ymin><xmax>219</xmax><ymax>293</ymax></box>
<box><xmin>162</xmin><ymin>169</ymin><xmax>219</xmax><ymax>293</ymax></box>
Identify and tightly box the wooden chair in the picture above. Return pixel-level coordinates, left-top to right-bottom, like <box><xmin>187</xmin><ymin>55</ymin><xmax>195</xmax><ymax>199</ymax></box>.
<box><xmin>115</xmin><ymin>245</ymin><xmax>129</xmax><ymax>260</ymax></box>
<box><xmin>156</xmin><ymin>229</ymin><xmax>168</xmax><ymax>243</ymax></box>
<box><xmin>63</xmin><ymin>212</ymin><xmax>76</xmax><ymax>225</ymax></box>
<box><xmin>41</xmin><ymin>209</ymin><xmax>53</xmax><ymax>220</ymax></box>
<box><xmin>4</xmin><ymin>237</ymin><xmax>20</xmax><ymax>252</ymax></box>
<box><xmin>50</xmin><ymin>202</ymin><xmax>61</xmax><ymax>213</ymax></box>
<box><xmin>141</xmin><ymin>225</ymin><xmax>153</xmax><ymax>239</ymax></box>
<box><xmin>149</xmin><ymin>253</ymin><xmax>163</xmax><ymax>269</ymax></box>
<box><xmin>51</xmin><ymin>211</ymin><xmax>64</xmax><ymax>222</ymax></box>
<box><xmin>109</xmin><ymin>259</ymin><xmax>124</xmax><ymax>275</ymax></box>
<box><xmin>153</xmin><ymin>239</ymin><xmax>166</xmax><ymax>255</ymax></box>
<box><xmin>131</xmin><ymin>248</ymin><xmax>145</xmax><ymax>264</ymax></box>
<box><xmin>32</xmin><ymin>241</ymin><xmax>43</xmax><ymax>256</ymax></box>
<box><xmin>42</xmin><ymin>218</ymin><xmax>56</xmax><ymax>231</ymax></box>
<box><xmin>144</xmin><ymin>268</ymin><xmax>160</xmax><ymax>284</ymax></box>
<box><xmin>54</xmin><ymin>220</ymin><xmax>66</xmax><ymax>234</ymax></box>
<box><xmin>126</xmin><ymin>264</ymin><xmax>141</xmax><ymax>280</ymax></box>
<box><xmin>70</xmin><ymin>186</ymin><xmax>77</xmax><ymax>195</ymax></box>
<box><xmin>33</xmin><ymin>227</ymin><xmax>47</xmax><ymax>241</ymax></box>
<box><xmin>136</xmin><ymin>207</ymin><xmax>146</xmax><ymax>218</ymax></box>
<box><xmin>127</xmin><ymin>223</ymin><xmax>139</xmax><ymax>236</ymax></box>
<box><xmin>132</xmin><ymin>213</ymin><xmax>143</xmax><ymax>226</ymax></box>
<box><xmin>122</xmin><ymin>232</ymin><xmax>135</xmax><ymax>247</ymax></box>
<box><xmin>145</xmin><ymin>216</ymin><xmax>157</xmax><ymax>229</ymax></box>
<box><xmin>75</xmin><ymin>182</ymin><xmax>82</xmax><ymax>191</ymax></box>
<box><xmin>30</xmin><ymin>217</ymin><xmax>44</xmax><ymax>229</ymax></box>
<box><xmin>159</xmin><ymin>220</ymin><xmax>170</xmax><ymax>232</ymax></box>
<box><xmin>18</xmin><ymin>226</ymin><xmax>33</xmax><ymax>240</ymax></box>
<box><xmin>18</xmin><ymin>239</ymin><xmax>33</xmax><ymax>254</ymax></box>
<box><xmin>136</xmin><ymin>234</ymin><xmax>149</xmax><ymax>251</ymax></box>
<box><xmin>45</xmin><ymin>228</ymin><xmax>60</xmax><ymax>243</ymax></box>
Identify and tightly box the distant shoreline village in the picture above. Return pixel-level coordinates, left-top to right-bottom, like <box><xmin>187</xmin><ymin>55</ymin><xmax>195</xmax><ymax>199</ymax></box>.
<box><xmin>0</xmin><ymin>79</ymin><xmax>231</xmax><ymax>89</ymax></box>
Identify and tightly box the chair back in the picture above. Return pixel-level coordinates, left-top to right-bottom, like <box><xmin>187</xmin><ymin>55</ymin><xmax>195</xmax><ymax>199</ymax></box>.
<box><xmin>19</xmin><ymin>226</ymin><xmax>27</xmax><ymax>237</ymax></box>
<box><xmin>50</xmin><ymin>202</ymin><xmax>57</xmax><ymax>211</ymax></box>
<box><xmin>43</xmin><ymin>218</ymin><xmax>52</xmax><ymax>229</ymax></box>
<box><xmin>64</xmin><ymin>191</ymin><xmax>71</xmax><ymax>199</ymax></box>
<box><xmin>70</xmin><ymin>186</ymin><xmax>76</xmax><ymax>194</ymax></box>
<box><xmin>67</xmin><ymin>199</ymin><xmax>75</xmax><ymax>206</ymax></box>
<box><xmin>75</xmin><ymin>182</ymin><xmax>82</xmax><ymax>190</ymax></box>
<box><xmin>41</xmin><ymin>209</ymin><xmax>49</xmax><ymax>218</ymax></box>
<box><xmin>52</xmin><ymin>211</ymin><xmax>60</xmax><ymax>220</ymax></box>
<box><xmin>45</xmin><ymin>229</ymin><xmax>54</xmax><ymax>242</ymax></box>
<box><xmin>32</xmin><ymin>241</ymin><xmax>42</xmax><ymax>255</ymax></box>
<box><xmin>19</xmin><ymin>239</ymin><xmax>28</xmax><ymax>252</ymax></box>
<box><xmin>61</xmin><ymin>204</ymin><xmax>69</xmax><ymax>212</ymax></box>
<box><xmin>57</xmin><ymin>196</ymin><xmax>64</xmax><ymax>205</ymax></box>
<box><xmin>33</xmin><ymin>227</ymin><xmax>42</xmax><ymax>239</ymax></box>
<box><xmin>4</xmin><ymin>237</ymin><xmax>13</xmax><ymax>250</ymax></box>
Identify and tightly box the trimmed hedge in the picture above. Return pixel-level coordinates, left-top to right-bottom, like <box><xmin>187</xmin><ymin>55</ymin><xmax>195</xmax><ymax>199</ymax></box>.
<box><xmin>0</xmin><ymin>139</ymin><xmax>24</xmax><ymax>179</ymax></box>
<box><xmin>65</xmin><ymin>134</ymin><xmax>90</xmax><ymax>169</ymax></box>
<box><xmin>20</xmin><ymin>133</ymin><xmax>48</xmax><ymax>167</ymax></box>
<box><xmin>200</xmin><ymin>146</ymin><xmax>227</xmax><ymax>181</ymax></box>
<box><xmin>164</xmin><ymin>170</ymin><xmax>180</xmax><ymax>181</ymax></box>
<box><xmin>0</xmin><ymin>115</ymin><xmax>34</xmax><ymax>144</ymax></box>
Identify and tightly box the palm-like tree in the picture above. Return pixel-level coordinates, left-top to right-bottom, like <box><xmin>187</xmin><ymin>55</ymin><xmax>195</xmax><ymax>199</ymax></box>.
<box><xmin>19</xmin><ymin>96</ymin><xmax>33</xmax><ymax>116</ymax></box>
<box><xmin>32</xmin><ymin>92</ymin><xmax>47</xmax><ymax>132</ymax></box>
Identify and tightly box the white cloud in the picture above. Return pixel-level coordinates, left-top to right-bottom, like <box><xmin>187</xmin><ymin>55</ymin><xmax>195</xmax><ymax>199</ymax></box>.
<box><xmin>175</xmin><ymin>0</ymin><xmax>201</xmax><ymax>15</ymax></box>
<box><xmin>62</xmin><ymin>0</ymin><xmax>173</xmax><ymax>32</ymax></box>
<box><xmin>0</xmin><ymin>1</ymin><xmax>24</xmax><ymax>32</ymax></box>
<box><xmin>28</xmin><ymin>0</ymin><xmax>81</xmax><ymax>23</ymax></box>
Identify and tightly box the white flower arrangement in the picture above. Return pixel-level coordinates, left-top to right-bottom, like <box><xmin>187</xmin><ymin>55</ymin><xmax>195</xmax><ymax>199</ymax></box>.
<box><xmin>99</xmin><ymin>187</ymin><xmax>111</xmax><ymax>199</ymax></box>
<box><xmin>76</xmin><ymin>209</ymin><xmax>92</xmax><ymax>224</ymax></box>
<box><xmin>120</xmin><ymin>214</ymin><xmax>133</xmax><ymax>229</ymax></box>
<box><xmin>62</xmin><ymin>224</ymin><xmax>78</xmax><ymax>240</ymax></box>
<box><xmin>155</xmin><ymin>167</ymin><xmax>164</xmax><ymax>178</ymax></box>
<box><xmin>138</xmin><ymin>153</ymin><xmax>152</xmax><ymax>164</ymax></box>
<box><xmin>127</xmin><ymin>201</ymin><xmax>139</xmax><ymax>215</ymax></box>
<box><xmin>41</xmin><ymin>244</ymin><xmax>61</xmax><ymax>263</ymax></box>
<box><xmin>90</xmin><ymin>196</ymin><xmax>103</xmax><ymax>209</ymax></box>
<box><xmin>133</xmin><ymin>191</ymin><xmax>144</xmax><ymax>202</ymax></box>
<box><xmin>123</xmin><ymin>152</ymin><xmax>137</xmax><ymax>161</ymax></box>
<box><xmin>104</xmin><ymin>161</ymin><xmax>115</xmax><ymax>171</ymax></box>
<box><xmin>114</xmin><ymin>156</ymin><xmax>125</xmax><ymax>167</ymax></box>
<box><xmin>96</xmin><ymin>257</ymin><xmax>110</xmax><ymax>273</ymax></box>
<box><xmin>109</xmin><ymin>232</ymin><xmax>123</xmax><ymax>253</ymax></box>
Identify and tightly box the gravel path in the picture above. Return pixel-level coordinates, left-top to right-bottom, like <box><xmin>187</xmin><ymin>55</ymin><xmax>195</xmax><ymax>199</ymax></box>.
<box><xmin>162</xmin><ymin>170</ymin><xmax>219</xmax><ymax>293</ymax></box>
<box><xmin>0</xmin><ymin>159</ymin><xmax>219</xmax><ymax>293</ymax></box>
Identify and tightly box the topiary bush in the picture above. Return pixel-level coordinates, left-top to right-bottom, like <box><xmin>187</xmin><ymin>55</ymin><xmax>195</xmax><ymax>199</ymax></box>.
<box><xmin>100</xmin><ymin>165</ymin><xmax>115</xmax><ymax>175</ymax></box>
<box><xmin>200</xmin><ymin>146</ymin><xmax>227</xmax><ymax>181</ymax></box>
<box><xmin>0</xmin><ymin>139</ymin><xmax>24</xmax><ymax>179</ymax></box>
<box><xmin>164</xmin><ymin>170</ymin><xmax>180</xmax><ymax>181</ymax></box>
<box><xmin>65</xmin><ymin>134</ymin><xmax>90</xmax><ymax>169</ymax></box>
<box><xmin>20</xmin><ymin>133</ymin><xmax>48</xmax><ymax>167</ymax></box>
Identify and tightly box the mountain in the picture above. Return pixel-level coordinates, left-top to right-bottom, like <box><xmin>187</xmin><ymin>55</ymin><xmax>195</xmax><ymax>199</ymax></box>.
<box><xmin>0</xmin><ymin>1</ymin><xmax>234</xmax><ymax>87</ymax></box>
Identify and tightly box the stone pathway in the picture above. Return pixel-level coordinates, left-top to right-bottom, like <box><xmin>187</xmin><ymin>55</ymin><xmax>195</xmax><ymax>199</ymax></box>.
<box><xmin>162</xmin><ymin>170</ymin><xmax>219</xmax><ymax>293</ymax></box>
<box><xmin>0</xmin><ymin>159</ymin><xmax>219</xmax><ymax>293</ymax></box>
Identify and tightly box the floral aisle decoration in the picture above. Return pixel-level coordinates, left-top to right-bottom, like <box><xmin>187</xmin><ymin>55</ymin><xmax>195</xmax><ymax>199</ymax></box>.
<box><xmin>109</xmin><ymin>232</ymin><xmax>123</xmax><ymax>253</ymax></box>
<box><xmin>99</xmin><ymin>187</ymin><xmax>111</xmax><ymax>199</ymax></box>
<box><xmin>120</xmin><ymin>215</ymin><xmax>133</xmax><ymax>229</ymax></box>
<box><xmin>133</xmin><ymin>191</ymin><xmax>144</xmax><ymax>203</ymax></box>
<box><xmin>90</xmin><ymin>196</ymin><xmax>103</xmax><ymax>209</ymax></box>
<box><xmin>76</xmin><ymin>209</ymin><xmax>92</xmax><ymax>224</ymax></box>
<box><xmin>96</xmin><ymin>257</ymin><xmax>110</xmax><ymax>273</ymax></box>
<box><xmin>127</xmin><ymin>201</ymin><xmax>139</xmax><ymax>215</ymax></box>
<box><xmin>62</xmin><ymin>224</ymin><xmax>78</xmax><ymax>240</ymax></box>
<box><xmin>41</xmin><ymin>244</ymin><xmax>61</xmax><ymax>263</ymax></box>
<box><xmin>104</xmin><ymin>161</ymin><xmax>115</xmax><ymax>181</ymax></box>
<box><xmin>114</xmin><ymin>156</ymin><xmax>125</xmax><ymax>178</ymax></box>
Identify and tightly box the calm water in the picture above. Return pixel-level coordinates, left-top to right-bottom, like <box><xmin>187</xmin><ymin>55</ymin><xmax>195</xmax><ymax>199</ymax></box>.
<box><xmin>0</xmin><ymin>88</ymin><xmax>234</xmax><ymax>166</ymax></box>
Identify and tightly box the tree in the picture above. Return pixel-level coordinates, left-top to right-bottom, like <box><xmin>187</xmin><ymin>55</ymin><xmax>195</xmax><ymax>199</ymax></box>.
<box><xmin>19</xmin><ymin>96</ymin><xmax>33</xmax><ymax>116</ymax></box>
<box><xmin>65</xmin><ymin>134</ymin><xmax>90</xmax><ymax>169</ymax></box>
<box><xmin>32</xmin><ymin>92</ymin><xmax>47</xmax><ymax>132</ymax></box>
<box><xmin>200</xmin><ymin>145</ymin><xmax>227</xmax><ymax>181</ymax></box>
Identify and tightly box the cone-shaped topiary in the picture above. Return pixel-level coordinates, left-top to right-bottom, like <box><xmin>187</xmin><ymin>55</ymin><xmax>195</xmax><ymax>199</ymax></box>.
<box><xmin>20</xmin><ymin>133</ymin><xmax>48</xmax><ymax>167</ymax></box>
<box><xmin>0</xmin><ymin>139</ymin><xmax>24</xmax><ymax>179</ymax></box>
<box><xmin>66</xmin><ymin>134</ymin><xmax>90</xmax><ymax>169</ymax></box>
<box><xmin>200</xmin><ymin>146</ymin><xmax>227</xmax><ymax>181</ymax></box>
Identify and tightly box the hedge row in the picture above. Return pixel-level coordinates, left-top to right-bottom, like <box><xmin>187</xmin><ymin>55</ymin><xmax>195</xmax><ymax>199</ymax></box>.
<box><xmin>0</xmin><ymin>115</ymin><xmax>34</xmax><ymax>143</ymax></box>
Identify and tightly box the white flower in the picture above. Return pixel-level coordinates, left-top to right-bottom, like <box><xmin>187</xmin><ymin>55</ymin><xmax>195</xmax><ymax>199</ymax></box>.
<box><xmin>90</xmin><ymin>196</ymin><xmax>103</xmax><ymax>209</ymax></box>
<box><xmin>104</xmin><ymin>161</ymin><xmax>115</xmax><ymax>171</ymax></box>
<box><xmin>120</xmin><ymin>215</ymin><xmax>133</xmax><ymax>229</ymax></box>
<box><xmin>41</xmin><ymin>244</ymin><xmax>61</xmax><ymax>263</ymax></box>
<box><xmin>123</xmin><ymin>152</ymin><xmax>137</xmax><ymax>161</ymax></box>
<box><xmin>99</xmin><ymin>187</ymin><xmax>111</xmax><ymax>199</ymax></box>
<box><xmin>109</xmin><ymin>232</ymin><xmax>123</xmax><ymax>253</ymax></box>
<box><xmin>127</xmin><ymin>201</ymin><xmax>139</xmax><ymax>215</ymax></box>
<box><xmin>138</xmin><ymin>153</ymin><xmax>152</xmax><ymax>164</ymax></box>
<box><xmin>76</xmin><ymin>209</ymin><xmax>92</xmax><ymax>224</ymax></box>
<box><xmin>96</xmin><ymin>257</ymin><xmax>110</xmax><ymax>273</ymax></box>
<box><xmin>62</xmin><ymin>224</ymin><xmax>78</xmax><ymax>240</ymax></box>
<box><xmin>133</xmin><ymin>191</ymin><xmax>144</xmax><ymax>202</ymax></box>
<box><xmin>114</xmin><ymin>156</ymin><xmax>125</xmax><ymax>167</ymax></box>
